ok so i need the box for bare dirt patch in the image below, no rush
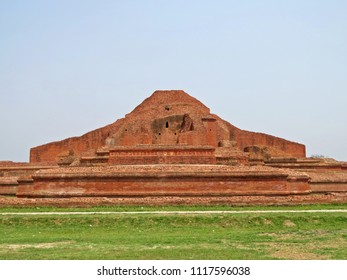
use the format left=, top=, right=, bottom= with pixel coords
left=1, top=241, right=74, bottom=250
left=262, top=218, right=273, bottom=225
left=283, top=220, right=296, bottom=227
left=259, top=233, right=347, bottom=259
left=270, top=244, right=322, bottom=260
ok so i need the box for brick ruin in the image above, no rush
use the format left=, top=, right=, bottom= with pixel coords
left=1, top=90, right=347, bottom=203
left=29, top=90, right=306, bottom=165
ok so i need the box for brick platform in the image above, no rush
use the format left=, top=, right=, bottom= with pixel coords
left=1, top=90, right=346, bottom=201
left=17, top=165, right=311, bottom=198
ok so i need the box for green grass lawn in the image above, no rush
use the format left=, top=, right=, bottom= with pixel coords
left=0, top=204, right=346, bottom=260
left=1, top=203, right=347, bottom=213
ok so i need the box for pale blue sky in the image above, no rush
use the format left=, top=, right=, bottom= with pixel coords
left=1, top=0, right=346, bottom=161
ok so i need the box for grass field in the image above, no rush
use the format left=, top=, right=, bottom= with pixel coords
left=0, top=204, right=346, bottom=260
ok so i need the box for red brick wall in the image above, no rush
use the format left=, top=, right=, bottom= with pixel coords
left=109, top=147, right=216, bottom=165
left=30, top=122, right=121, bottom=164
left=23, top=169, right=310, bottom=198
left=224, top=121, right=306, bottom=158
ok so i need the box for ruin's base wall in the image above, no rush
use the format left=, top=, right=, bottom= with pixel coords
left=17, top=165, right=311, bottom=198
left=0, top=186, right=18, bottom=195
left=109, top=146, right=216, bottom=165
left=0, top=166, right=58, bottom=177
left=310, top=183, right=347, bottom=193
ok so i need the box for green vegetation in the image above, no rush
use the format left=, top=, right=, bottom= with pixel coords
left=0, top=204, right=346, bottom=260
left=0, top=203, right=347, bottom=213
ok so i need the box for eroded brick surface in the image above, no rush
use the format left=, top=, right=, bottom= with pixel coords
left=29, top=90, right=306, bottom=164
left=1, top=90, right=346, bottom=200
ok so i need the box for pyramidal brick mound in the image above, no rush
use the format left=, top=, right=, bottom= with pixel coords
left=1, top=90, right=346, bottom=202
left=29, top=90, right=305, bottom=165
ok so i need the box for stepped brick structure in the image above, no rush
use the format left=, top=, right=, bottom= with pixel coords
left=1, top=90, right=347, bottom=203
left=29, top=90, right=305, bottom=165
